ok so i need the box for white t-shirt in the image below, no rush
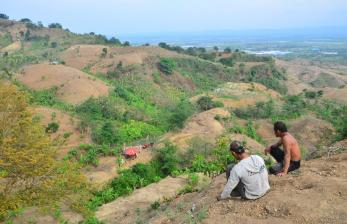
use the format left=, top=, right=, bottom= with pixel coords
left=221, top=155, right=270, bottom=200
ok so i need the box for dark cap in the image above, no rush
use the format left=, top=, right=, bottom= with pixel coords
left=230, top=140, right=245, bottom=154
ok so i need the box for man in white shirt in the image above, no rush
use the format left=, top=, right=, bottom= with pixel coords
left=217, top=141, right=270, bottom=200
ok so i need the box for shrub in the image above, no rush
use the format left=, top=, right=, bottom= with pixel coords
left=219, top=57, right=235, bottom=67
left=48, top=23, right=63, bottom=29
left=158, top=58, right=176, bottom=75
left=150, top=201, right=160, bottom=210
left=50, top=42, right=58, bottom=48
left=45, top=122, right=59, bottom=133
left=169, top=99, right=195, bottom=129
left=0, top=13, right=9, bottom=19
left=196, top=96, right=214, bottom=111
left=156, top=142, right=179, bottom=175
left=224, top=47, right=232, bottom=53
left=92, top=121, right=119, bottom=145
left=76, top=97, right=119, bottom=120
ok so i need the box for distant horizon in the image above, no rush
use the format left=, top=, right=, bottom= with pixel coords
left=2, top=0, right=347, bottom=37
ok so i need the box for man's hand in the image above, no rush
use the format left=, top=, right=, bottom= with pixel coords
left=264, top=146, right=271, bottom=155
left=276, top=172, right=286, bottom=177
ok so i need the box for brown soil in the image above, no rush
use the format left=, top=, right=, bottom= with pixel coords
left=149, top=146, right=347, bottom=224
left=191, top=82, right=279, bottom=109
left=83, top=150, right=153, bottom=186
left=0, top=41, right=21, bottom=52
left=255, top=116, right=335, bottom=159
left=160, top=108, right=230, bottom=150
left=60, top=45, right=184, bottom=72
left=17, top=63, right=109, bottom=104
left=96, top=176, right=188, bottom=224
left=276, top=59, right=347, bottom=98
left=34, top=107, right=91, bottom=157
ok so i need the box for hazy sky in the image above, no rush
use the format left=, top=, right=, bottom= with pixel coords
left=2, top=0, right=347, bottom=35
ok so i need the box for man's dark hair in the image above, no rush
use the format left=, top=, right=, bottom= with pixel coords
left=274, top=121, right=287, bottom=133
left=230, top=141, right=245, bottom=154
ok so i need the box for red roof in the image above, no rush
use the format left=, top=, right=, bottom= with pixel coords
left=125, top=148, right=138, bottom=156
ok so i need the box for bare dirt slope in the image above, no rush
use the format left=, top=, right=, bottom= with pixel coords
left=17, top=63, right=109, bottom=104
left=60, top=45, right=184, bottom=72
left=34, top=107, right=91, bottom=157
left=83, top=150, right=153, bottom=186
left=96, top=176, right=188, bottom=223
left=160, top=108, right=230, bottom=150
left=0, top=41, right=21, bottom=52
left=149, top=144, right=347, bottom=224
left=276, top=59, right=347, bottom=103
left=191, top=82, right=279, bottom=109
left=255, top=116, right=335, bottom=158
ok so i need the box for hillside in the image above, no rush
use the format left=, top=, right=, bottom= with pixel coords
left=1, top=16, right=347, bottom=224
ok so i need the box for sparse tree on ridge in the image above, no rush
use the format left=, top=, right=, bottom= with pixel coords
left=0, top=13, right=9, bottom=19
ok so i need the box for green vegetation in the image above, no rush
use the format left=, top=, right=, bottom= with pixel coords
left=0, top=33, right=12, bottom=49
left=230, top=120, right=264, bottom=143
left=0, top=13, right=9, bottom=19
left=45, top=122, right=59, bottom=133
left=158, top=58, right=176, bottom=75
left=196, top=96, right=223, bottom=111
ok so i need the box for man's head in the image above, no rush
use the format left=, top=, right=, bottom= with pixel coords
left=230, top=140, right=245, bottom=160
left=274, top=121, right=288, bottom=137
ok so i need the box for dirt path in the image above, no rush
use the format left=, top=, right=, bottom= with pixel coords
left=83, top=150, right=153, bottom=186
left=96, top=176, right=188, bottom=223
left=160, top=108, right=229, bottom=150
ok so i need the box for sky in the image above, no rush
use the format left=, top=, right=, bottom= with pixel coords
left=2, top=0, right=347, bottom=36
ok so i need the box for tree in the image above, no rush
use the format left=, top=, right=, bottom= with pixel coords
left=48, top=23, right=63, bottom=29
left=24, top=30, right=30, bottom=41
left=213, top=46, right=219, bottom=51
left=0, top=13, right=9, bottom=20
left=0, top=82, right=89, bottom=220
left=50, top=42, right=58, bottom=48
left=45, top=122, right=59, bottom=133
left=37, top=21, right=44, bottom=28
left=197, top=96, right=214, bottom=111
left=219, top=57, right=235, bottom=67
left=158, top=58, right=176, bottom=75
left=122, top=41, right=130, bottom=47
left=224, top=47, right=232, bottom=53
left=108, top=37, right=121, bottom=45
left=101, top=47, right=107, bottom=57
left=92, top=121, right=119, bottom=145
left=19, top=18, right=32, bottom=23
left=169, top=99, right=195, bottom=129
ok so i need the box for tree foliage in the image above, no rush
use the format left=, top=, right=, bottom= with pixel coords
left=158, top=58, right=176, bottom=75
left=0, top=83, right=89, bottom=220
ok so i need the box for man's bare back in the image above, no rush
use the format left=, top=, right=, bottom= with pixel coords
left=282, top=133, right=301, bottom=161
left=266, top=121, right=302, bottom=175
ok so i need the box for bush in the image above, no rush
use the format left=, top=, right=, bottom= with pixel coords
left=150, top=201, right=160, bottom=210
left=50, top=42, right=58, bottom=48
left=76, top=97, right=119, bottom=120
left=48, top=23, right=62, bottom=29
left=45, top=122, right=59, bottom=133
left=196, top=96, right=214, bottom=111
left=169, top=99, right=195, bottom=129
left=158, top=58, right=176, bottom=75
left=92, top=121, right=119, bottom=145
left=0, top=13, right=9, bottom=19
left=156, top=142, right=179, bottom=175
left=219, top=57, right=235, bottom=67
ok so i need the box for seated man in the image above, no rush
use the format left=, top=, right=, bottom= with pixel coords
left=218, top=141, right=270, bottom=201
left=265, top=121, right=301, bottom=176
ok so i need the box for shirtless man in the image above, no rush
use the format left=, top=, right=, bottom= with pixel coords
left=265, top=121, right=301, bottom=176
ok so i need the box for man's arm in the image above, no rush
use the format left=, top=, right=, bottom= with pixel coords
left=219, top=169, right=240, bottom=200
left=265, top=139, right=283, bottom=155
left=281, top=138, right=291, bottom=174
